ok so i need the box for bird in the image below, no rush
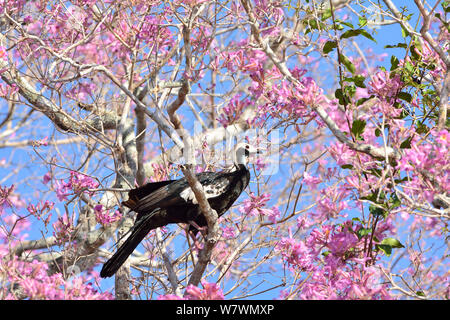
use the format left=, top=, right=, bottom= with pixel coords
left=100, top=143, right=259, bottom=278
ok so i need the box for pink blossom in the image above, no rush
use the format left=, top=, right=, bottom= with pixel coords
left=255, top=157, right=267, bottom=171
left=1, top=257, right=113, bottom=300
left=54, top=179, right=71, bottom=201
left=327, top=229, right=358, bottom=255
left=413, top=42, right=446, bottom=78
left=0, top=185, right=15, bottom=212
left=157, top=294, right=186, bottom=300
left=94, top=205, right=122, bottom=226
left=0, top=83, right=19, bottom=97
left=0, top=46, right=7, bottom=61
left=217, top=94, right=251, bottom=127
left=33, top=136, right=48, bottom=147
left=303, top=171, right=321, bottom=189
left=65, top=82, right=97, bottom=101
left=368, top=70, right=403, bottom=101
left=150, top=163, right=172, bottom=182
left=52, top=216, right=74, bottom=243
left=397, top=130, right=449, bottom=204
left=328, top=142, right=356, bottom=166
left=27, top=200, right=54, bottom=226
left=54, top=171, right=99, bottom=201
left=221, top=225, right=236, bottom=239
left=43, top=172, right=52, bottom=184
left=238, top=193, right=280, bottom=223
left=185, top=281, right=225, bottom=300
left=276, top=236, right=314, bottom=271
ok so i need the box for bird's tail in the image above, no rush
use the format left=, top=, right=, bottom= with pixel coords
left=100, top=213, right=156, bottom=278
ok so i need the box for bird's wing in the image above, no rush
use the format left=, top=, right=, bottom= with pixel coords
left=179, top=173, right=231, bottom=205
left=131, top=172, right=234, bottom=216
left=122, top=180, right=176, bottom=209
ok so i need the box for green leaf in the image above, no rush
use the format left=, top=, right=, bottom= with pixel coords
left=358, top=29, right=376, bottom=42
left=416, top=291, right=426, bottom=297
left=323, top=40, right=337, bottom=54
left=400, top=136, right=413, bottom=149
left=390, top=55, right=400, bottom=71
left=385, top=43, right=408, bottom=49
left=415, top=121, right=429, bottom=134
left=345, top=75, right=366, bottom=88
left=397, top=91, right=412, bottom=103
left=404, top=61, right=415, bottom=73
left=368, top=168, right=382, bottom=177
left=335, top=19, right=354, bottom=29
left=401, top=26, right=410, bottom=38
left=375, top=128, right=381, bottom=137
left=358, top=16, right=368, bottom=28
left=339, top=53, right=356, bottom=74
left=341, top=164, right=353, bottom=169
left=394, top=177, right=409, bottom=184
left=335, top=88, right=349, bottom=105
left=360, top=192, right=378, bottom=203
left=381, top=237, right=405, bottom=248
left=321, top=9, right=332, bottom=20
left=340, top=29, right=361, bottom=39
left=389, top=193, right=402, bottom=209
left=345, top=84, right=356, bottom=98
left=410, top=45, right=421, bottom=61
left=356, top=228, right=371, bottom=240
left=356, top=96, right=374, bottom=106
left=353, top=75, right=366, bottom=88
left=369, top=205, right=386, bottom=218
left=351, top=119, right=366, bottom=138
left=376, top=244, right=392, bottom=256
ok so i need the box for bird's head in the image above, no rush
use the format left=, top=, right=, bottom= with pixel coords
left=233, top=142, right=261, bottom=167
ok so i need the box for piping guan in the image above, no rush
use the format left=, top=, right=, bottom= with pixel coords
left=100, top=143, right=258, bottom=278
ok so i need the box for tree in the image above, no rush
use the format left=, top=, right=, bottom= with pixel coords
left=0, top=0, right=448, bottom=300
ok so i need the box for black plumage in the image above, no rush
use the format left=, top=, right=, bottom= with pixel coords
left=100, top=143, right=256, bottom=278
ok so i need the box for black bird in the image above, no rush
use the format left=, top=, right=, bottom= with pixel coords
left=100, top=143, right=258, bottom=278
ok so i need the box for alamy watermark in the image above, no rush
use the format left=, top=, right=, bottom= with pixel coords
left=165, top=121, right=280, bottom=176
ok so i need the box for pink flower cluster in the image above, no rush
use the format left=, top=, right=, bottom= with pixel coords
left=0, top=45, right=7, bottom=61
left=52, top=216, right=74, bottom=244
left=277, top=222, right=391, bottom=299
left=0, top=196, right=112, bottom=300
left=0, top=185, right=15, bottom=213
left=0, top=83, right=18, bottom=98
left=65, top=82, right=97, bottom=102
left=1, top=257, right=113, bottom=300
left=413, top=42, right=447, bottom=78
left=158, top=281, right=225, bottom=300
left=54, top=171, right=99, bottom=201
left=368, top=70, right=403, bottom=102
left=185, top=281, right=225, bottom=300
left=238, top=192, right=280, bottom=223
left=149, top=163, right=173, bottom=182
left=254, top=67, right=324, bottom=125
left=27, top=200, right=54, bottom=226
left=93, top=204, right=122, bottom=226
left=217, top=94, right=251, bottom=127
left=397, top=129, right=450, bottom=204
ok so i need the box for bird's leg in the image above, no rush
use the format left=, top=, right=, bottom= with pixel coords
left=188, top=220, right=208, bottom=236
left=187, top=220, right=208, bottom=251
left=188, top=231, right=202, bottom=252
